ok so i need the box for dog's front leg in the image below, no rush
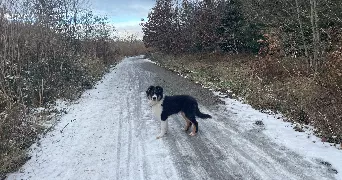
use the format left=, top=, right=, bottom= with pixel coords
left=165, top=119, right=168, bottom=134
left=157, top=120, right=168, bottom=139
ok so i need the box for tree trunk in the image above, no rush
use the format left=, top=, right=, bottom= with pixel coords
left=313, top=0, right=320, bottom=69
left=295, top=0, right=309, bottom=62
left=310, top=0, right=320, bottom=71
left=232, top=33, right=238, bottom=54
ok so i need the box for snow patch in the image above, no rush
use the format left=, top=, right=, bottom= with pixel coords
left=142, top=58, right=156, bottom=64
left=212, top=91, right=342, bottom=179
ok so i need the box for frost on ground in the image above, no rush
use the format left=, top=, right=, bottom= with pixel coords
left=6, top=56, right=179, bottom=180
left=214, top=92, right=342, bottom=179
left=6, top=56, right=341, bottom=180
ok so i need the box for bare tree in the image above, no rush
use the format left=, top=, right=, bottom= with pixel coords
left=310, top=0, right=320, bottom=71
left=295, top=0, right=309, bottom=59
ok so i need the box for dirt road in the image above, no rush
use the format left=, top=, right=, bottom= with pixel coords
left=7, top=56, right=337, bottom=180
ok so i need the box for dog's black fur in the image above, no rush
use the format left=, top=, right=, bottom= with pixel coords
left=146, top=85, right=211, bottom=134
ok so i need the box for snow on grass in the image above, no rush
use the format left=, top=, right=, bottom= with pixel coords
left=142, top=58, right=156, bottom=64
left=213, top=91, right=342, bottom=180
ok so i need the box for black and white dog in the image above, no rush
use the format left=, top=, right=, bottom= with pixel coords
left=146, top=85, right=212, bottom=139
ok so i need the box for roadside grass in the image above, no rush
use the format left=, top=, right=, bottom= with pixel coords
left=148, top=52, right=342, bottom=147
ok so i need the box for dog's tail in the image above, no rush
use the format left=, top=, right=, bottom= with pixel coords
left=195, top=105, right=212, bottom=119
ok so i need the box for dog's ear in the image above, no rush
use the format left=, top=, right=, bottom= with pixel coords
left=155, top=86, right=163, bottom=94
left=146, top=86, right=154, bottom=95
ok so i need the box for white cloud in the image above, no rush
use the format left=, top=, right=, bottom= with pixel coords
left=89, top=0, right=153, bottom=18
left=87, top=0, right=153, bottom=40
left=114, top=21, right=144, bottom=40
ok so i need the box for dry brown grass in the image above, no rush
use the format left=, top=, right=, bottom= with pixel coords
left=149, top=52, right=342, bottom=145
left=0, top=104, right=43, bottom=178
left=115, top=41, right=147, bottom=57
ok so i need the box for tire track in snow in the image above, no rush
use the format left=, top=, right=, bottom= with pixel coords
left=210, top=109, right=334, bottom=180
left=162, top=116, right=236, bottom=180
left=115, top=103, right=123, bottom=180
left=125, top=63, right=142, bottom=179
left=126, top=95, right=132, bottom=179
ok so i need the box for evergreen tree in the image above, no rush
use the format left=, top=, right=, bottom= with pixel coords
left=141, top=0, right=175, bottom=53
left=216, top=0, right=262, bottom=53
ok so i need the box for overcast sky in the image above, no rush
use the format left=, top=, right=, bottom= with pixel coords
left=88, top=0, right=155, bottom=39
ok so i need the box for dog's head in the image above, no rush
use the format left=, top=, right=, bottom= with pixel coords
left=146, top=85, right=163, bottom=102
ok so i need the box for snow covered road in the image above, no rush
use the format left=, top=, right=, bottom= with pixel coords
left=7, top=56, right=340, bottom=180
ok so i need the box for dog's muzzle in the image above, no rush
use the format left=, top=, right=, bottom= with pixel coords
left=152, top=95, right=157, bottom=101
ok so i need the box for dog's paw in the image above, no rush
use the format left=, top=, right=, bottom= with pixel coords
left=189, top=132, right=196, bottom=136
left=183, top=126, right=191, bottom=131
left=156, top=133, right=165, bottom=139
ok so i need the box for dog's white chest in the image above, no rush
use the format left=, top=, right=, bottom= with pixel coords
left=152, top=103, right=162, bottom=119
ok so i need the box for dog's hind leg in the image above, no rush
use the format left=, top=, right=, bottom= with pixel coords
left=189, top=121, right=198, bottom=136
left=181, top=112, right=192, bottom=131
left=184, top=113, right=198, bottom=136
